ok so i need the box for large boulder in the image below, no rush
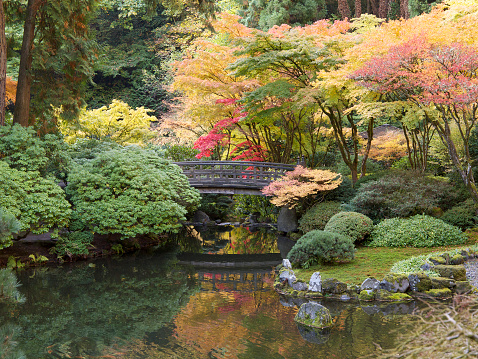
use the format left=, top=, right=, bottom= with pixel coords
left=433, top=265, right=467, bottom=281
left=294, top=302, right=333, bottom=328
left=382, top=274, right=410, bottom=293
left=322, top=278, right=348, bottom=294
left=408, top=273, right=432, bottom=292
left=291, top=280, right=309, bottom=291
left=277, top=207, right=298, bottom=233
left=191, top=210, right=211, bottom=224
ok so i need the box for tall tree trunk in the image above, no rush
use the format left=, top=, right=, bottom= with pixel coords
left=13, top=0, right=44, bottom=127
left=378, top=0, right=389, bottom=18
left=369, top=0, right=379, bottom=16
left=337, top=0, right=351, bottom=19
left=0, top=0, right=6, bottom=126
left=400, top=0, right=409, bottom=19
left=355, top=0, right=362, bottom=18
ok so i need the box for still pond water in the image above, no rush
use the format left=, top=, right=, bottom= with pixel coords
left=1, top=226, right=412, bottom=358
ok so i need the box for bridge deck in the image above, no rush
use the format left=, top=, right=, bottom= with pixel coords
left=173, top=161, right=295, bottom=195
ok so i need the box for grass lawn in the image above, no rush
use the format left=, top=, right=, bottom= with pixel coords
left=292, top=244, right=475, bottom=285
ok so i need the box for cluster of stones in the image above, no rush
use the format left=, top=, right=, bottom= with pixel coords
left=276, top=250, right=477, bottom=306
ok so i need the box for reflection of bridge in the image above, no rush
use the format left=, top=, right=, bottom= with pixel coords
left=191, top=269, right=276, bottom=292
left=173, top=161, right=295, bottom=195
left=177, top=253, right=282, bottom=292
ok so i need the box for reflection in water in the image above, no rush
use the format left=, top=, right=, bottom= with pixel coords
left=180, top=225, right=280, bottom=255
left=0, top=228, right=412, bottom=358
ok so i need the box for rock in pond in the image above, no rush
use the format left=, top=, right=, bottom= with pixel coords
left=294, top=302, right=333, bottom=329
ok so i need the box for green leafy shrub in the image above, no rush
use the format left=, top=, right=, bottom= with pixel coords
left=233, top=194, right=279, bottom=222
left=0, top=124, right=70, bottom=179
left=67, top=139, right=122, bottom=165
left=349, top=171, right=461, bottom=222
left=440, top=199, right=477, bottom=230
left=0, top=162, right=71, bottom=236
left=298, top=201, right=343, bottom=233
left=0, top=208, right=21, bottom=250
left=324, top=211, right=374, bottom=244
left=369, top=215, right=467, bottom=248
left=51, top=231, right=94, bottom=259
left=66, top=147, right=200, bottom=239
left=287, top=230, right=355, bottom=268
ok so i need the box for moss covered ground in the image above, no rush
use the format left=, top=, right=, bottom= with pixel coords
left=292, top=244, right=474, bottom=285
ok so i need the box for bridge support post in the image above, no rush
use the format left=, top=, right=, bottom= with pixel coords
left=277, top=206, right=298, bottom=233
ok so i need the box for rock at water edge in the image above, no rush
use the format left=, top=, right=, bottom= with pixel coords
left=309, top=272, right=322, bottom=293
left=294, top=302, right=333, bottom=329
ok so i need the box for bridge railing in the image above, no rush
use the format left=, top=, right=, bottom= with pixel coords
left=173, top=161, right=296, bottom=189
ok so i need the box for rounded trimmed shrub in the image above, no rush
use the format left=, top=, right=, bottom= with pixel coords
left=287, top=230, right=355, bottom=268
left=369, top=215, right=467, bottom=248
left=324, top=211, right=374, bottom=244
left=298, top=201, right=343, bottom=233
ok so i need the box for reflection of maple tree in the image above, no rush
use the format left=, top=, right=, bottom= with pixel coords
left=172, top=290, right=300, bottom=357
left=219, top=227, right=279, bottom=254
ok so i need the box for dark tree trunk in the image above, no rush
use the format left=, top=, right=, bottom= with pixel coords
left=369, top=0, right=379, bottom=16
left=400, top=0, right=409, bottom=19
left=13, top=0, right=44, bottom=127
left=0, top=0, right=6, bottom=126
left=378, top=0, right=389, bottom=18
left=338, top=0, right=351, bottom=19
left=355, top=0, right=362, bottom=18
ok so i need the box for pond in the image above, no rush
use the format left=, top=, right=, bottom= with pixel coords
left=0, top=226, right=413, bottom=358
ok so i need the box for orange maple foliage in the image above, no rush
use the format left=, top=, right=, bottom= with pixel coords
left=6, top=77, right=16, bottom=105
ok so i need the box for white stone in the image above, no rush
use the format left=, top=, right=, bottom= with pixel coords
left=360, top=277, right=380, bottom=291
left=282, top=259, right=292, bottom=269
left=309, top=272, right=322, bottom=292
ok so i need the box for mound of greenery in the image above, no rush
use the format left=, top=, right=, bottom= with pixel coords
left=287, top=230, right=355, bottom=268
left=66, top=147, right=200, bottom=239
left=298, top=201, right=343, bottom=233
left=369, top=215, right=467, bottom=248
left=324, top=211, right=374, bottom=244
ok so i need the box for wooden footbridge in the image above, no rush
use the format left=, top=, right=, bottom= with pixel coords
left=173, top=161, right=295, bottom=195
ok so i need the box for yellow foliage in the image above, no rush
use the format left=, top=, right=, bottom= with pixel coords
left=366, top=131, right=407, bottom=165
left=58, top=100, right=157, bottom=146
